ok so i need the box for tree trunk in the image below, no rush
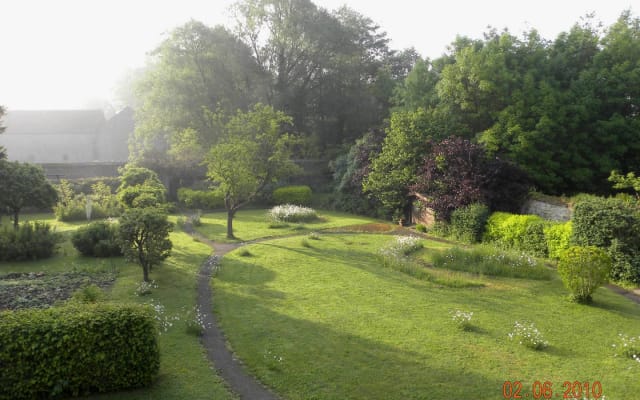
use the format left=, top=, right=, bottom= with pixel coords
left=13, top=210, right=19, bottom=229
left=226, top=208, right=236, bottom=239
left=142, top=263, right=150, bottom=282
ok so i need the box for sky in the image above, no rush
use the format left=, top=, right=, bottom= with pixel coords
left=0, top=0, right=635, bottom=111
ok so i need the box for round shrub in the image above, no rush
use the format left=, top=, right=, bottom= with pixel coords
left=71, top=221, right=122, bottom=258
left=177, top=188, right=225, bottom=209
left=558, top=246, right=612, bottom=303
left=272, top=185, right=312, bottom=206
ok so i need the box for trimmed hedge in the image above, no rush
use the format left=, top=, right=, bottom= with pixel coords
left=0, top=222, right=61, bottom=261
left=177, top=188, right=225, bottom=210
left=71, top=221, right=123, bottom=257
left=484, top=212, right=549, bottom=257
left=450, top=203, right=489, bottom=243
left=272, top=185, right=312, bottom=206
left=0, top=303, right=160, bottom=399
left=544, top=221, right=572, bottom=260
left=571, top=196, right=640, bottom=282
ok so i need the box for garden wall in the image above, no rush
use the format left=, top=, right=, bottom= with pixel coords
left=520, top=199, right=571, bottom=221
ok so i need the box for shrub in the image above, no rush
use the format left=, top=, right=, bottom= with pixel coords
left=571, top=196, right=640, bottom=283
left=431, top=246, right=552, bottom=280
left=0, top=222, right=61, bottom=261
left=71, top=221, right=122, bottom=258
left=557, top=246, right=612, bottom=303
left=450, top=310, right=474, bottom=331
left=544, top=221, right=572, bottom=260
left=415, top=224, right=427, bottom=233
left=177, top=188, right=225, bottom=209
left=71, top=284, right=104, bottom=303
left=272, top=185, right=312, bottom=206
left=450, top=203, right=489, bottom=243
left=268, top=204, right=318, bottom=223
left=484, top=212, right=549, bottom=257
left=0, top=303, right=160, bottom=399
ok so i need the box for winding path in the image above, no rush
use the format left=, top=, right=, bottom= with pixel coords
left=186, top=224, right=280, bottom=400
left=183, top=220, right=640, bottom=400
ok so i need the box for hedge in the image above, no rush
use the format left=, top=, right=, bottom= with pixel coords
left=450, top=203, right=489, bottom=243
left=544, top=221, right=572, bottom=260
left=0, top=303, right=160, bottom=399
left=272, top=185, right=312, bottom=206
left=484, top=212, right=549, bottom=257
left=177, top=188, right=225, bottom=210
left=571, top=196, right=640, bottom=283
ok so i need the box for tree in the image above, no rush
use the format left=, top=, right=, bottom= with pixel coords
left=205, top=104, right=300, bottom=238
left=0, top=161, right=57, bottom=228
left=0, top=105, right=6, bottom=160
left=409, top=136, right=530, bottom=221
left=609, top=170, right=640, bottom=199
left=118, top=207, right=172, bottom=282
left=116, top=165, right=167, bottom=208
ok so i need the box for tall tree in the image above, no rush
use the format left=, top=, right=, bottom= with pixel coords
left=132, top=20, right=266, bottom=167
left=205, top=104, right=300, bottom=238
left=0, top=105, right=6, bottom=160
left=0, top=162, right=57, bottom=228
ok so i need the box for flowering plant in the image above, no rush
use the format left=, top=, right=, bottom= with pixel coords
left=508, top=321, right=548, bottom=350
left=612, top=333, right=640, bottom=363
left=451, top=309, right=474, bottom=331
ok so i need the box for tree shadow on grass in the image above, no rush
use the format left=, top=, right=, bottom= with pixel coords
left=214, top=290, right=507, bottom=400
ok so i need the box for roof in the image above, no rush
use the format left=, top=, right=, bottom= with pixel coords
left=3, top=109, right=106, bottom=135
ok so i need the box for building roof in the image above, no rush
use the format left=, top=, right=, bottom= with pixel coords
left=3, top=109, right=106, bottom=135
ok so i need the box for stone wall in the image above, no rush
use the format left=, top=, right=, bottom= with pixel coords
left=520, top=199, right=571, bottom=221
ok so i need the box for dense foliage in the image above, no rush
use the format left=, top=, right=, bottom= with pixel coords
left=0, top=161, right=57, bottom=228
left=272, top=185, right=312, bottom=206
left=71, top=221, right=123, bottom=258
left=54, top=179, right=122, bottom=222
left=118, top=208, right=172, bottom=282
left=484, top=212, right=549, bottom=257
left=116, top=165, right=167, bottom=209
left=177, top=188, right=225, bottom=210
left=571, top=196, right=640, bottom=282
left=449, top=203, right=490, bottom=243
left=558, top=246, right=613, bottom=303
left=0, top=222, right=61, bottom=261
left=0, top=303, right=159, bottom=399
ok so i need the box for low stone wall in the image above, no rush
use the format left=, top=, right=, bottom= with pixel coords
left=520, top=199, right=571, bottom=221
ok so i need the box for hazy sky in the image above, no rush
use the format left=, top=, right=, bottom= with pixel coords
left=1, top=0, right=635, bottom=110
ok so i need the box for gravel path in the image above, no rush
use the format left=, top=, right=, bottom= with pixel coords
left=185, top=221, right=279, bottom=400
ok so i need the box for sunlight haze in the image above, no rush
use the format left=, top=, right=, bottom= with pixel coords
left=1, top=0, right=634, bottom=110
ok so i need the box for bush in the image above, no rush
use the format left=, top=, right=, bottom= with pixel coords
left=177, top=188, right=225, bottom=210
left=571, top=196, right=640, bottom=283
left=268, top=204, right=318, bottom=223
left=484, top=212, right=549, bottom=257
left=450, top=203, right=489, bottom=243
left=544, top=221, right=572, bottom=260
left=558, top=246, right=612, bottom=303
left=415, top=224, right=427, bottom=233
left=0, top=222, right=61, bottom=261
left=0, top=303, right=160, bottom=399
left=272, top=185, right=313, bottom=206
left=71, top=221, right=122, bottom=257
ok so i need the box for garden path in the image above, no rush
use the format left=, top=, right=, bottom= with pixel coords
left=183, top=221, right=280, bottom=400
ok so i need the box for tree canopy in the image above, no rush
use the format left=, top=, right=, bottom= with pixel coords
left=205, top=104, right=300, bottom=238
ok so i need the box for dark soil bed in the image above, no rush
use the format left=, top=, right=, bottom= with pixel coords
left=0, top=271, right=116, bottom=311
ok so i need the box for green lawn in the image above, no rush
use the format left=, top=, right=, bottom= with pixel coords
left=1, top=214, right=235, bottom=400
left=213, top=233, right=640, bottom=400
left=195, top=209, right=381, bottom=242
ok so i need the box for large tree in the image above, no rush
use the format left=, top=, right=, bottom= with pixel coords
left=131, top=20, right=266, bottom=167
left=0, top=105, right=6, bottom=160
left=205, top=104, right=300, bottom=238
left=0, top=161, right=57, bottom=228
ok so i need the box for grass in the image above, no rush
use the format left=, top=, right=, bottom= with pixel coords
left=195, top=209, right=382, bottom=242
left=213, top=233, right=640, bottom=400
left=0, top=214, right=235, bottom=400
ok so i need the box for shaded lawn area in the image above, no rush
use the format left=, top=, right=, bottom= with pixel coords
left=213, top=233, right=640, bottom=400
left=195, top=209, right=382, bottom=242
left=1, top=215, right=235, bottom=400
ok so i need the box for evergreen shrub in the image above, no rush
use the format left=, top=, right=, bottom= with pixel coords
left=0, top=303, right=160, bottom=399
